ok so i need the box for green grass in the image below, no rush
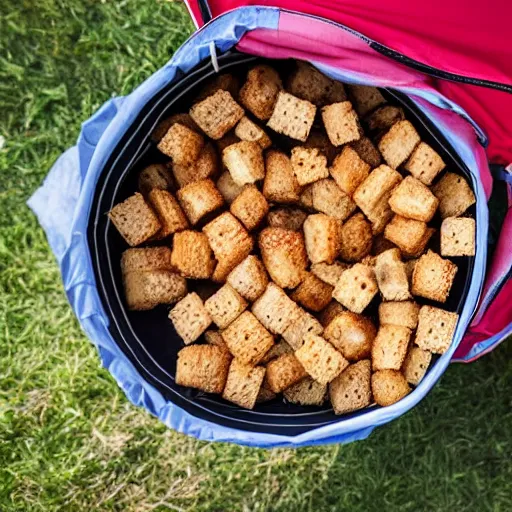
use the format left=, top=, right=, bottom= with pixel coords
left=0, top=1, right=511, bottom=510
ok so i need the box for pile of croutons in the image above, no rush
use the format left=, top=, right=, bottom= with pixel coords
left=108, top=61, right=477, bottom=413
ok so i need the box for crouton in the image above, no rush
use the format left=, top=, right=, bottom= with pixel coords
left=148, top=189, right=188, bottom=238
left=216, top=171, right=244, bottom=204
left=322, top=101, right=362, bottom=146
left=189, top=90, right=244, bottom=140
left=323, top=311, right=376, bottom=361
left=258, top=227, right=308, bottom=289
left=389, top=176, right=439, bottom=222
left=440, top=217, right=476, bottom=257
left=151, top=113, right=200, bottom=143
left=384, top=215, right=430, bottom=256
left=378, top=301, right=420, bottom=330
left=404, top=259, right=418, bottom=284
left=432, top=172, right=476, bottom=218
left=303, top=213, right=341, bottom=264
left=318, top=300, right=346, bottom=327
left=204, top=330, right=228, bottom=349
left=329, top=146, right=371, bottom=197
left=290, top=146, right=329, bottom=186
left=176, top=179, right=224, bottom=226
left=205, top=284, right=248, bottom=329
left=372, top=324, right=411, bottom=370
left=338, top=213, right=373, bottom=262
left=329, top=359, right=372, bottom=414
left=411, top=250, right=458, bottom=303
left=222, top=359, right=266, bottom=409
left=123, top=270, right=187, bottom=311
left=175, top=345, right=231, bottom=394
left=415, top=305, right=459, bottom=354
left=265, top=354, right=307, bottom=393
left=282, top=309, right=324, bottom=350
left=222, top=311, right=274, bottom=365
left=263, top=151, right=302, bottom=203
left=332, top=263, right=378, bottom=313
left=227, top=255, right=269, bottom=302
left=252, top=283, right=301, bottom=335
left=374, top=248, right=410, bottom=301
left=171, top=230, right=215, bottom=279
left=138, top=164, right=174, bottom=195
left=371, top=234, right=397, bottom=256
left=260, top=339, right=294, bottom=365
left=196, top=73, right=240, bottom=102
left=404, top=142, right=445, bottom=185
left=378, top=120, right=421, bottom=169
left=239, top=65, right=283, bottom=121
left=350, top=136, right=382, bottom=168
left=234, top=116, right=272, bottom=149
left=304, top=129, right=339, bottom=164
left=256, top=382, right=277, bottom=403
left=157, top=122, right=204, bottom=165
left=371, top=370, right=410, bottom=406
left=222, top=141, right=265, bottom=186
left=284, top=377, right=327, bottom=406
left=311, top=179, right=356, bottom=221
left=403, top=346, right=432, bottom=386
left=295, top=334, right=349, bottom=385
left=172, top=143, right=219, bottom=188
left=168, top=292, right=212, bottom=344
left=230, top=184, right=269, bottom=231
left=121, top=247, right=173, bottom=274
left=267, top=91, right=316, bottom=141
left=108, top=193, right=161, bottom=246
left=299, top=184, right=315, bottom=210
left=365, top=190, right=395, bottom=235
left=310, top=261, right=348, bottom=287
left=366, top=105, right=405, bottom=135
left=267, top=208, right=308, bottom=231
left=347, top=85, right=386, bottom=117
left=290, top=272, right=333, bottom=312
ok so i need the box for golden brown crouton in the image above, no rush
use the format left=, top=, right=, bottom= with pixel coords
left=168, top=292, right=212, bottom=344
left=329, top=359, right=372, bottom=414
left=384, top=215, right=430, bottom=256
left=365, top=105, right=405, bottom=135
left=318, top=300, right=346, bottom=328
left=151, top=113, right=200, bottom=143
left=415, top=305, right=459, bottom=354
left=204, top=330, right=228, bottom=349
left=403, top=345, right=432, bottom=386
left=350, top=136, right=382, bottom=168
left=304, top=129, right=339, bottom=165
left=157, top=122, right=204, bottom=165
left=371, top=370, right=410, bottom=406
left=404, top=142, right=445, bottom=185
left=378, top=301, right=420, bottom=330
left=290, top=146, right=329, bottom=186
left=372, top=324, right=411, bottom=371
left=329, top=146, right=371, bottom=197
left=347, top=85, right=386, bottom=116
left=310, top=261, right=349, bottom=287
left=138, top=164, right=174, bottom=195
left=267, top=208, right=308, bottom=231
left=332, top=264, right=378, bottom=314
left=440, top=217, right=476, bottom=257
left=230, top=184, right=269, bottom=231
left=263, top=151, right=302, bottom=204
left=375, top=248, right=411, bottom=301
left=432, top=172, right=476, bottom=218
left=222, top=359, right=266, bottom=409
left=311, top=179, right=356, bottom=221
left=148, top=189, right=188, bottom=239
left=322, top=101, right=362, bottom=146
left=239, top=65, right=282, bottom=121
left=299, top=184, right=315, bottom=211
left=260, top=339, right=294, bottom=365
left=121, top=247, right=173, bottom=274
left=216, top=171, right=244, bottom=204
left=222, top=140, right=265, bottom=186
left=284, top=377, right=327, bottom=406
left=388, top=176, right=439, bottom=222
left=176, top=178, right=224, bottom=225
left=171, top=230, right=215, bottom=280
left=303, top=213, right=341, bottom=265
left=339, top=213, right=373, bottom=262
left=172, top=143, right=219, bottom=188
left=282, top=309, right=324, bottom=350
left=227, top=255, right=269, bottom=302
left=234, top=116, right=272, bottom=149
left=265, top=354, right=307, bottom=393
left=290, top=272, right=334, bottom=312
left=205, top=284, right=248, bottom=329
left=378, top=120, right=421, bottom=169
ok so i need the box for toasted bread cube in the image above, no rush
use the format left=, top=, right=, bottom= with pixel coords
left=252, top=283, right=301, bottom=335
left=384, top=215, right=429, bottom=256
left=260, top=339, right=294, bottom=365
left=138, top=164, right=174, bottom=195
left=222, top=141, right=265, bottom=186
left=411, top=250, right=458, bottom=303
left=290, top=146, right=329, bottom=186
left=365, top=190, right=395, bottom=235
left=267, top=208, right=308, bottom=231
left=196, top=73, right=240, bottom=102
left=324, top=311, right=376, bottom=361
left=415, top=305, right=459, bottom=354
left=329, top=146, right=371, bottom=197
left=295, top=334, right=349, bottom=385
left=216, top=171, right=244, bottom=204
left=440, top=217, right=476, bottom=257
left=108, top=193, right=161, bottom=246
left=389, top=176, right=439, bottom=222
left=299, top=184, right=315, bottom=210
left=378, top=301, right=420, bottom=330
left=227, top=255, right=268, bottom=302
left=350, top=136, right=382, bottom=168
left=148, top=189, right=188, bottom=238
left=123, top=270, right=187, bottom=311
left=322, top=101, right=362, bottom=146
left=171, top=230, right=215, bottom=279
left=259, top=227, right=308, bottom=289
left=121, top=247, right=173, bottom=274
left=282, top=309, right=324, bottom=350
left=157, top=123, right=204, bottom=166
left=329, top=359, right=372, bottom=414
left=151, top=113, right=200, bottom=143
left=230, top=185, right=269, bottom=231
left=375, top=248, right=411, bottom=301
left=303, top=213, right=341, bottom=265
left=284, top=377, right=327, bottom=406
left=432, top=172, right=476, bottom=218
left=347, top=85, right=386, bottom=117
left=312, top=179, right=356, bottom=221
left=333, top=264, right=378, bottom=313
left=404, top=142, right=445, bottom=185
left=265, top=354, right=307, bottom=393
left=169, top=292, right=212, bottom=344
left=287, top=61, right=346, bottom=106
left=372, top=324, right=411, bottom=371
left=378, top=120, right=421, bottom=169
left=234, top=116, right=272, bottom=149
left=176, top=345, right=231, bottom=394
left=263, top=151, right=301, bottom=204
left=366, top=105, right=405, bottom=135
left=403, top=346, right=432, bottom=386
left=353, top=165, right=402, bottom=218
left=172, top=143, right=219, bottom=189
left=189, top=90, right=244, bottom=140
left=339, top=213, right=373, bottom=263
left=205, top=284, right=248, bottom=329
left=290, top=272, right=333, bottom=312
left=256, top=382, right=277, bottom=403
left=304, top=129, right=339, bottom=165
left=204, top=330, right=228, bottom=349
left=176, top=179, right=224, bottom=225
left=310, top=261, right=348, bottom=287
left=267, top=91, right=316, bottom=142
left=222, top=311, right=274, bottom=366
left=239, top=65, right=283, bottom=121
left=371, top=370, right=410, bottom=406
left=222, top=359, right=266, bottom=409
left=404, top=259, right=418, bottom=285
left=318, top=300, right=345, bottom=328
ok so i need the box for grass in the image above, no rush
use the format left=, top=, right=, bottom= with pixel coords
left=0, top=1, right=511, bottom=510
